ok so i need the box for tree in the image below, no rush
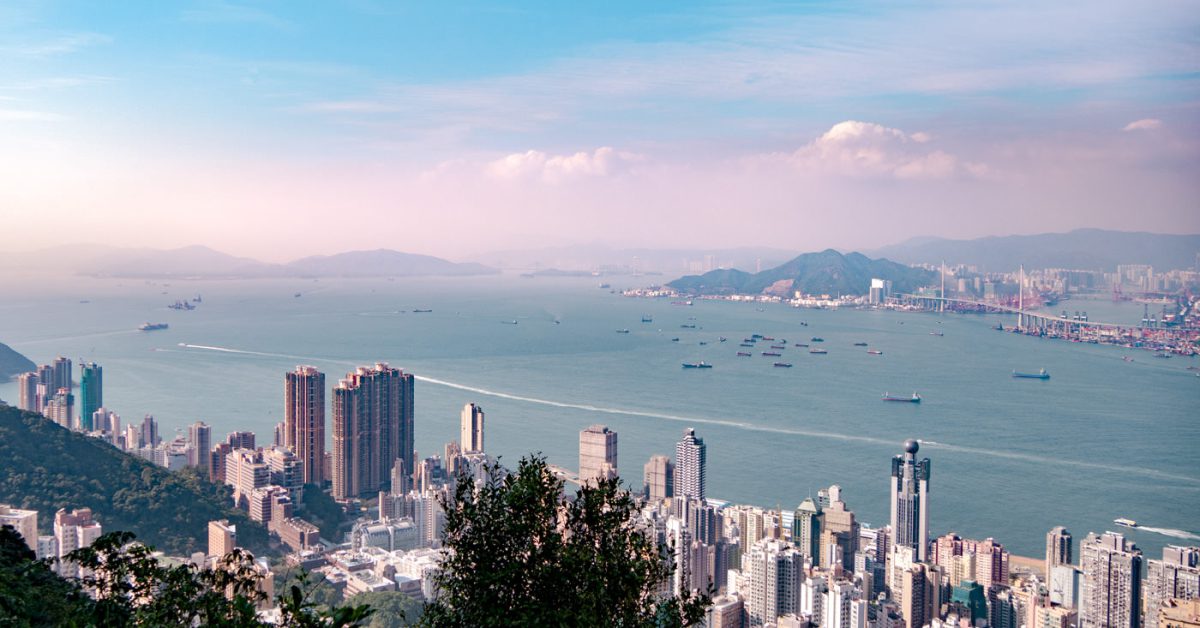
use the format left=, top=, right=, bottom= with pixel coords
left=349, top=591, right=424, bottom=627
left=420, top=456, right=711, bottom=627
left=0, top=524, right=89, bottom=626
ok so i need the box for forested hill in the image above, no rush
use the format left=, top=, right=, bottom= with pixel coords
left=667, top=249, right=934, bottom=296
left=0, top=406, right=270, bottom=557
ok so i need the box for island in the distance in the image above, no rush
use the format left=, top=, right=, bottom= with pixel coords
left=666, top=249, right=935, bottom=297
left=0, top=341, right=36, bottom=382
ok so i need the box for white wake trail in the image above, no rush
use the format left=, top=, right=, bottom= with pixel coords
left=1137, top=526, right=1200, bottom=541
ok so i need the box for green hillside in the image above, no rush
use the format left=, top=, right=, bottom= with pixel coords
left=0, top=341, right=35, bottom=381
left=0, top=405, right=272, bottom=557
left=668, top=249, right=934, bottom=296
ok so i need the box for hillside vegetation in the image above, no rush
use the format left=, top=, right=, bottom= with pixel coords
left=0, top=405, right=271, bottom=557
left=668, top=249, right=934, bottom=296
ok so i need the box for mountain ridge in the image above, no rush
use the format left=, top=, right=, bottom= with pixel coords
left=667, top=249, right=935, bottom=296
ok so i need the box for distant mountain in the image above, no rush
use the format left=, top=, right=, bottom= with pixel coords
left=0, top=342, right=35, bottom=381
left=284, top=249, right=497, bottom=277
left=474, top=245, right=799, bottom=274
left=870, top=229, right=1200, bottom=272
left=0, top=244, right=497, bottom=278
left=0, top=406, right=271, bottom=557
left=668, top=249, right=935, bottom=296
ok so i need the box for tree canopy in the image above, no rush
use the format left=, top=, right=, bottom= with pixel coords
left=420, top=455, right=710, bottom=627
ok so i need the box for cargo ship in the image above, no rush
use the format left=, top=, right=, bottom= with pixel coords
left=773, top=362, right=792, bottom=368
left=868, top=350, right=883, bottom=355
left=854, top=342, right=868, bottom=346
left=809, top=348, right=828, bottom=355
left=762, top=351, right=782, bottom=357
left=1012, top=369, right=1050, bottom=379
left=139, top=322, right=169, bottom=331
left=883, top=392, right=921, bottom=403
left=616, top=329, right=630, bottom=334
left=737, top=352, right=752, bottom=357
left=682, top=362, right=713, bottom=369
left=811, top=337, right=824, bottom=342
left=641, top=316, right=653, bottom=323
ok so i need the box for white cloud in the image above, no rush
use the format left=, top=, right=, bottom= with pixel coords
left=485, top=147, right=642, bottom=183
left=0, top=108, right=65, bottom=122
left=777, top=120, right=976, bottom=180
left=1122, top=118, right=1162, bottom=131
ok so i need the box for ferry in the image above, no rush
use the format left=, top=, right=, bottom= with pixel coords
left=1114, top=518, right=1138, bottom=528
left=809, top=349, right=828, bottom=355
left=616, top=329, right=630, bottom=334
left=762, top=351, right=782, bottom=357
left=737, top=352, right=752, bottom=357
left=868, top=350, right=883, bottom=355
left=682, top=362, right=713, bottom=369
left=773, top=362, right=793, bottom=368
left=883, top=392, right=921, bottom=403
left=930, top=331, right=944, bottom=337
left=1012, top=369, right=1050, bottom=379
left=139, top=322, right=169, bottom=331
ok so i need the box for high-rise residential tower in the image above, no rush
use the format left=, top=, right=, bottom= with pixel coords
left=45, top=388, right=74, bottom=429
left=578, top=424, right=618, bottom=484
left=1047, top=527, right=1073, bottom=577
left=284, top=366, right=326, bottom=485
left=1079, top=531, right=1142, bottom=628
left=644, top=454, right=674, bottom=502
left=461, top=403, right=484, bottom=455
left=674, top=428, right=707, bottom=501
left=1145, top=546, right=1200, bottom=628
left=794, top=497, right=824, bottom=564
left=0, top=505, right=37, bottom=551
left=78, top=362, right=102, bottom=431
left=51, top=356, right=72, bottom=392
left=742, top=538, right=805, bottom=626
left=331, top=363, right=415, bottom=499
left=189, top=421, right=212, bottom=475
left=17, top=372, right=40, bottom=413
left=890, top=439, right=931, bottom=562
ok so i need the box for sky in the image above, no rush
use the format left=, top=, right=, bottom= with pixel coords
left=1, top=0, right=1197, bottom=262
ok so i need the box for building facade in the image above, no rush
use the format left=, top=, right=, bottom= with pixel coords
left=284, top=365, right=326, bottom=485
left=890, top=439, right=931, bottom=562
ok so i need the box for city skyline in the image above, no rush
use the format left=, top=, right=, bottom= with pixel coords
left=1, top=2, right=1197, bottom=260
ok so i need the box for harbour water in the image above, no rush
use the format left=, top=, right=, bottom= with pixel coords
left=1, top=274, right=1197, bottom=559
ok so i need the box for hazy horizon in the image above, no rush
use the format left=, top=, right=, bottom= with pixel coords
left=2, top=2, right=1197, bottom=261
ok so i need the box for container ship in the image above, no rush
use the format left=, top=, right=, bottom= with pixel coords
left=682, top=362, right=713, bottom=369
left=139, top=322, right=169, bottom=331
left=1012, top=369, right=1050, bottom=379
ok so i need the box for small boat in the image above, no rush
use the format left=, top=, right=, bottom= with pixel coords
left=503, top=320, right=519, bottom=325
left=1114, top=518, right=1137, bottom=528
left=294, top=292, right=302, bottom=298
left=811, top=337, right=824, bottom=342
left=598, top=283, right=611, bottom=289
left=1124, top=356, right=1134, bottom=362
left=743, top=338, right=757, bottom=343
left=930, top=331, right=943, bottom=336
left=794, top=343, right=809, bottom=348
left=192, top=295, right=202, bottom=303
left=853, top=342, right=868, bottom=347
left=1154, top=352, right=1172, bottom=359
left=762, top=336, right=775, bottom=341
left=868, top=350, right=883, bottom=355
left=809, top=349, right=828, bottom=355
left=770, top=345, right=785, bottom=350
left=641, top=316, right=653, bottom=323
left=671, top=337, right=680, bottom=342
left=139, top=322, right=169, bottom=331
left=719, top=337, right=727, bottom=342
left=762, top=352, right=782, bottom=357
left=883, top=392, right=921, bottom=403
left=699, top=341, right=708, bottom=345
left=671, top=300, right=694, bottom=306
left=681, top=324, right=696, bottom=329
left=616, top=329, right=630, bottom=334
left=773, top=362, right=793, bottom=368
left=413, top=309, right=432, bottom=313
left=737, top=352, right=752, bottom=357
left=1012, top=369, right=1050, bottom=379
left=682, top=362, right=713, bottom=369
left=751, top=334, right=764, bottom=339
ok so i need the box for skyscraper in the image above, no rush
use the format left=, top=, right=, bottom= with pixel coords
left=78, top=362, right=102, bottom=431
left=284, top=366, right=326, bottom=485
left=793, top=497, right=823, bottom=563
left=1145, top=546, right=1200, bottom=628
left=17, top=372, right=39, bottom=413
left=674, top=428, right=706, bottom=501
left=578, top=424, right=618, bottom=484
left=461, top=403, right=484, bottom=454
left=45, top=387, right=74, bottom=429
left=742, top=538, right=805, bottom=626
left=51, top=356, right=72, bottom=392
left=1079, top=531, right=1142, bottom=628
left=332, top=363, right=415, bottom=499
left=890, top=439, right=931, bottom=562
left=644, top=454, right=674, bottom=502
left=1047, top=526, right=1074, bottom=579
left=140, top=414, right=160, bottom=447
left=189, top=421, right=212, bottom=475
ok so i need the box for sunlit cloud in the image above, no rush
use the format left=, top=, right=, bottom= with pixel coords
left=1122, top=118, right=1163, bottom=132
left=485, top=147, right=643, bottom=183
left=758, top=121, right=982, bottom=180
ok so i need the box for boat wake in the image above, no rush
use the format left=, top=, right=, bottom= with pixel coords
left=174, top=342, right=1200, bottom=486
left=1137, top=526, right=1200, bottom=541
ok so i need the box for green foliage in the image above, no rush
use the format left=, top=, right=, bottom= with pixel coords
left=668, top=248, right=936, bottom=296
left=420, top=455, right=711, bottom=627
left=350, top=591, right=423, bottom=627
left=0, top=405, right=271, bottom=557
left=1, top=527, right=376, bottom=627
left=300, top=482, right=350, bottom=542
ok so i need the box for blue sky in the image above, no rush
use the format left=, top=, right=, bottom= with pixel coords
left=1, top=1, right=1197, bottom=260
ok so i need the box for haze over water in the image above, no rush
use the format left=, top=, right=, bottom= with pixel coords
left=1, top=274, right=1197, bottom=559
